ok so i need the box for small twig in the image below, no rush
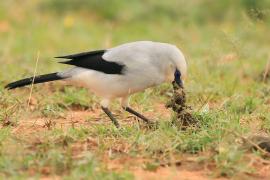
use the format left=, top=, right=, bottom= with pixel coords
left=243, top=137, right=270, bottom=156
left=29, top=51, right=40, bottom=127
left=27, top=51, right=40, bottom=110
left=263, top=58, right=270, bottom=83
left=222, top=128, right=270, bottom=157
left=197, top=94, right=213, bottom=112
left=5, top=103, right=18, bottom=114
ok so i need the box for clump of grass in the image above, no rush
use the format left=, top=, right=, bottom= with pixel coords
left=53, top=87, right=96, bottom=110
left=214, top=146, right=248, bottom=177
left=0, top=103, right=20, bottom=127
left=41, top=104, right=64, bottom=118
left=166, top=82, right=198, bottom=129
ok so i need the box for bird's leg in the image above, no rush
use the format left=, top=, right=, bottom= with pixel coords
left=120, top=97, right=152, bottom=124
left=101, top=106, right=120, bottom=128
left=100, top=99, right=119, bottom=128
left=122, top=106, right=151, bottom=124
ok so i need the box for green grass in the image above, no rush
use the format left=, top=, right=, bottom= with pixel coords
left=0, top=0, right=270, bottom=179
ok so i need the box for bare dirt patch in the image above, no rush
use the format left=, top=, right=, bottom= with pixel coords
left=133, top=168, right=222, bottom=180
left=3, top=106, right=270, bottom=179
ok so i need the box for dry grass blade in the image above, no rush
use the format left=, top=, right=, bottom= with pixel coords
left=27, top=51, right=40, bottom=110
left=27, top=51, right=40, bottom=127
left=263, top=58, right=270, bottom=83
left=223, top=128, right=270, bottom=157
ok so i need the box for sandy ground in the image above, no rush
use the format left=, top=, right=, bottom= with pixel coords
left=3, top=107, right=270, bottom=180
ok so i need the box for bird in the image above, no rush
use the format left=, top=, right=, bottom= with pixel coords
left=5, top=41, right=187, bottom=127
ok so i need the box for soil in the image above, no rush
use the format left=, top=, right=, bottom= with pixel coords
left=3, top=107, right=270, bottom=179
left=2, top=86, right=270, bottom=179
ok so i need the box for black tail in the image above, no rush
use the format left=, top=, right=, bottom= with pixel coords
left=5, top=72, right=64, bottom=90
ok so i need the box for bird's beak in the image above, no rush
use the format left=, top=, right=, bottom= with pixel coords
left=174, top=69, right=184, bottom=88
left=175, top=77, right=183, bottom=88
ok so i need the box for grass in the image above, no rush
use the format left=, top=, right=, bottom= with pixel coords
left=0, top=0, right=270, bottom=179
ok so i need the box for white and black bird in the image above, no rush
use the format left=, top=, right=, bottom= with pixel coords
left=5, top=41, right=187, bottom=127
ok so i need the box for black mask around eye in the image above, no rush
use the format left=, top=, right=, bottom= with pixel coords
left=173, top=69, right=183, bottom=88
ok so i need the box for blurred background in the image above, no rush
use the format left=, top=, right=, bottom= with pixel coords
left=1, top=1, right=270, bottom=177
left=0, top=0, right=270, bottom=95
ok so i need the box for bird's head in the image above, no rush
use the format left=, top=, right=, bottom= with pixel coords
left=170, top=46, right=187, bottom=88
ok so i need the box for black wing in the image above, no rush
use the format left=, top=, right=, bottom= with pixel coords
left=55, top=50, right=125, bottom=75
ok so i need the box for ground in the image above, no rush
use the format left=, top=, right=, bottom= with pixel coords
left=2, top=93, right=270, bottom=179
left=1, top=1, right=270, bottom=179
